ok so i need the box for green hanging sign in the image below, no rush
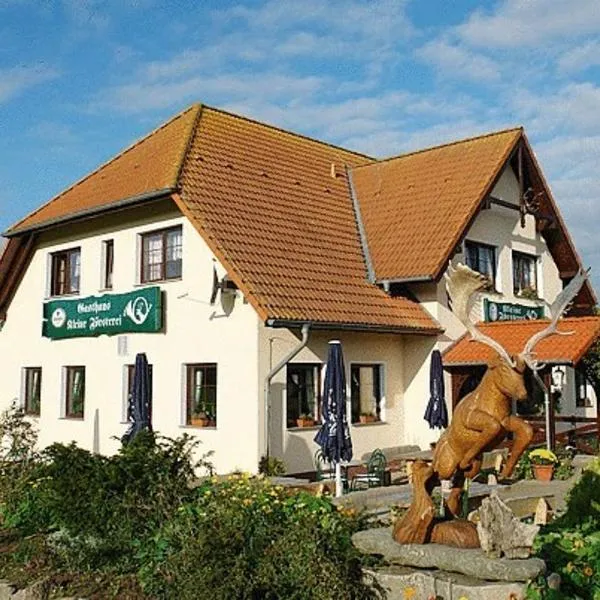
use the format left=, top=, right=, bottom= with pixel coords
left=483, top=299, right=544, bottom=322
left=43, top=287, right=162, bottom=339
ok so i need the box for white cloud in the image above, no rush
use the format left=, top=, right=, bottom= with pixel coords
left=557, top=40, right=600, bottom=74
left=457, top=0, right=600, bottom=48
left=417, top=39, right=501, bottom=82
left=0, top=64, right=59, bottom=104
left=512, top=83, right=600, bottom=136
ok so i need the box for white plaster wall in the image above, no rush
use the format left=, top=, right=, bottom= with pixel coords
left=258, top=326, right=408, bottom=474
left=557, top=366, right=597, bottom=420
left=405, top=165, right=567, bottom=448
left=0, top=200, right=261, bottom=475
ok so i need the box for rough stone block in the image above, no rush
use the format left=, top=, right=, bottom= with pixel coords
left=477, top=492, right=539, bottom=559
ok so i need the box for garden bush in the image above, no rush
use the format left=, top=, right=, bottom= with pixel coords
left=1, top=430, right=213, bottom=571
left=138, top=474, right=379, bottom=600
left=528, top=457, right=600, bottom=599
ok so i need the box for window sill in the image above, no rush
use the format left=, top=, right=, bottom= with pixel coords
left=352, top=421, right=387, bottom=428
left=46, top=292, right=80, bottom=301
left=60, top=416, right=84, bottom=421
left=134, top=277, right=182, bottom=287
left=288, top=425, right=321, bottom=432
left=180, top=425, right=217, bottom=430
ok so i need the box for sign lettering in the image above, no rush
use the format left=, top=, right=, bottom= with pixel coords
left=43, top=287, right=162, bottom=339
left=484, top=299, right=544, bottom=322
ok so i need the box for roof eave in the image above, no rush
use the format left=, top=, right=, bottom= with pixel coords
left=265, top=318, right=442, bottom=336
left=4, top=187, right=177, bottom=237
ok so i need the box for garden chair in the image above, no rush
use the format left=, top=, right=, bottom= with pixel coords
left=351, top=449, right=387, bottom=491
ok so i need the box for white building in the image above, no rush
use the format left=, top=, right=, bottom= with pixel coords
left=0, top=104, right=597, bottom=474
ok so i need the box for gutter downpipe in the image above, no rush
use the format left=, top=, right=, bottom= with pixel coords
left=263, top=323, right=311, bottom=458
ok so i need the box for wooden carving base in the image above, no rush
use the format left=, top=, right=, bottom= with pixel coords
left=392, top=460, right=480, bottom=549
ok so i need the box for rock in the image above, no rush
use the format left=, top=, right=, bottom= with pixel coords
left=477, top=492, right=539, bottom=559
left=534, top=498, right=550, bottom=525
left=0, top=581, right=17, bottom=600
left=547, top=572, right=561, bottom=590
left=367, top=566, right=528, bottom=600
left=352, top=528, right=546, bottom=582
left=487, top=473, right=498, bottom=486
left=12, top=580, right=49, bottom=600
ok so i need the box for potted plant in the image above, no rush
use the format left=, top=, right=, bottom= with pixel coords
left=529, top=448, right=558, bottom=481
left=191, top=411, right=211, bottom=427
left=519, top=285, right=539, bottom=301
left=359, top=412, right=377, bottom=424
left=296, top=413, right=315, bottom=428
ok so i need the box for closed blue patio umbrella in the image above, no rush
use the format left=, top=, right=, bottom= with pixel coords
left=423, top=349, right=448, bottom=429
left=122, top=352, right=153, bottom=445
left=315, top=340, right=353, bottom=496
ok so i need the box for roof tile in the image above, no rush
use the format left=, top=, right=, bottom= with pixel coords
left=443, top=317, right=600, bottom=366
left=352, top=129, right=522, bottom=281
left=7, top=104, right=201, bottom=234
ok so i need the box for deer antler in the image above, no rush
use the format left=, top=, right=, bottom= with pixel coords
left=446, top=263, right=514, bottom=366
left=521, top=269, right=589, bottom=369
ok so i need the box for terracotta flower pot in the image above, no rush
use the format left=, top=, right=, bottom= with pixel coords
left=296, top=418, right=315, bottom=428
left=191, top=417, right=210, bottom=427
left=359, top=414, right=377, bottom=424
left=533, top=463, right=554, bottom=481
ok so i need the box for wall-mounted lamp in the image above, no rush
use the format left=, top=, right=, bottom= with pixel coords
left=551, top=366, right=566, bottom=390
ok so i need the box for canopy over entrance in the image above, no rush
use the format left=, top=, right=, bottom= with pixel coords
left=443, top=316, right=600, bottom=368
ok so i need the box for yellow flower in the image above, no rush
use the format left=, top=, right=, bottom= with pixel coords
left=573, top=539, right=584, bottom=549
left=566, top=562, right=575, bottom=573
left=529, top=448, right=558, bottom=464
left=583, top=565, right=593, bottom=577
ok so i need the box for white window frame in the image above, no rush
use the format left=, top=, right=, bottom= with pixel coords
left=21, top=366, right=42, bottom=416
left=100, top=239, right=114, bottom=290
left=512, top=251, right=539, bottom=297
left=180, top=362, right=218, bottom=428
left=285, top=362, right=324, bottom=429
left=348, top=361, right=386, bottom=424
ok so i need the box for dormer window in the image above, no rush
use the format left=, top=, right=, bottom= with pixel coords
left=464, top=241, right=496, bottom=288
left=513, top=252, right=538, bottom=298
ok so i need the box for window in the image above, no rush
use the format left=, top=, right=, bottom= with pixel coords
left=125, top=363, right=153, bottom=421
left=350, top=364, right=383, bottom=423
left=23, top=367, right=42, bottom=416
left=141, top=226, right=182, bottom=283
left=464, top=241, right=496, bottom=288
left=65, top=366, right=85, bottom=418
left=513, top=252, right=537, bottom=297
left=185, top=364, right=217, bottom=426
left=575, top=368, right=592, bottom=408
left=286, top=364, right=321, bottom=427
left=103, top=240, right=114, bottom=289
left=51, top=248, right=81, bottom=296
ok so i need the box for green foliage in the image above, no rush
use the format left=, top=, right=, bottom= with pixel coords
left=138, top=474, right=378, bottom=600
left=1, top=431, right=213, bottom=571
left=530, top=458, right=600, bottom=599
left=258, top=454, right=286, bottom=476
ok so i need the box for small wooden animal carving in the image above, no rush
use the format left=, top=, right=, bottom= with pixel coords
left=393, top=263, right=587, bottom=546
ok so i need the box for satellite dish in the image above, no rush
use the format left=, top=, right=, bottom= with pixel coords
left=209, top=264, right=238, bottom=310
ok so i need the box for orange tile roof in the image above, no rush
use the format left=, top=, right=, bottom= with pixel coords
left=443, top=317, right=600, bottom=366
left=7, top=105, right=201, bottom=234
left=175, top=106, right=439, bottom=332
left=352, top=128, right=522, bottom=281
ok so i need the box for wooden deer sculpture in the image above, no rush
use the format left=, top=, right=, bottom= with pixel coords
left=393, top=263, right=587, bottom=547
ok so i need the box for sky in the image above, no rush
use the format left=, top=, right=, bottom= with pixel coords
left=1, top=0, right=600, bottom=290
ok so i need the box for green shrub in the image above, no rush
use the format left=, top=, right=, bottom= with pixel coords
left=2, top=431, right=213, bottom=571
left=138, top=474, right=378, bottom=599
left=530, top=457, right=600, bottom=599
left=258, top=454, right=286, bottom=476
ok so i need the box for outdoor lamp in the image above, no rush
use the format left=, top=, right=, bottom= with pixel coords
left=551, top=367, right=566, bottom=390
